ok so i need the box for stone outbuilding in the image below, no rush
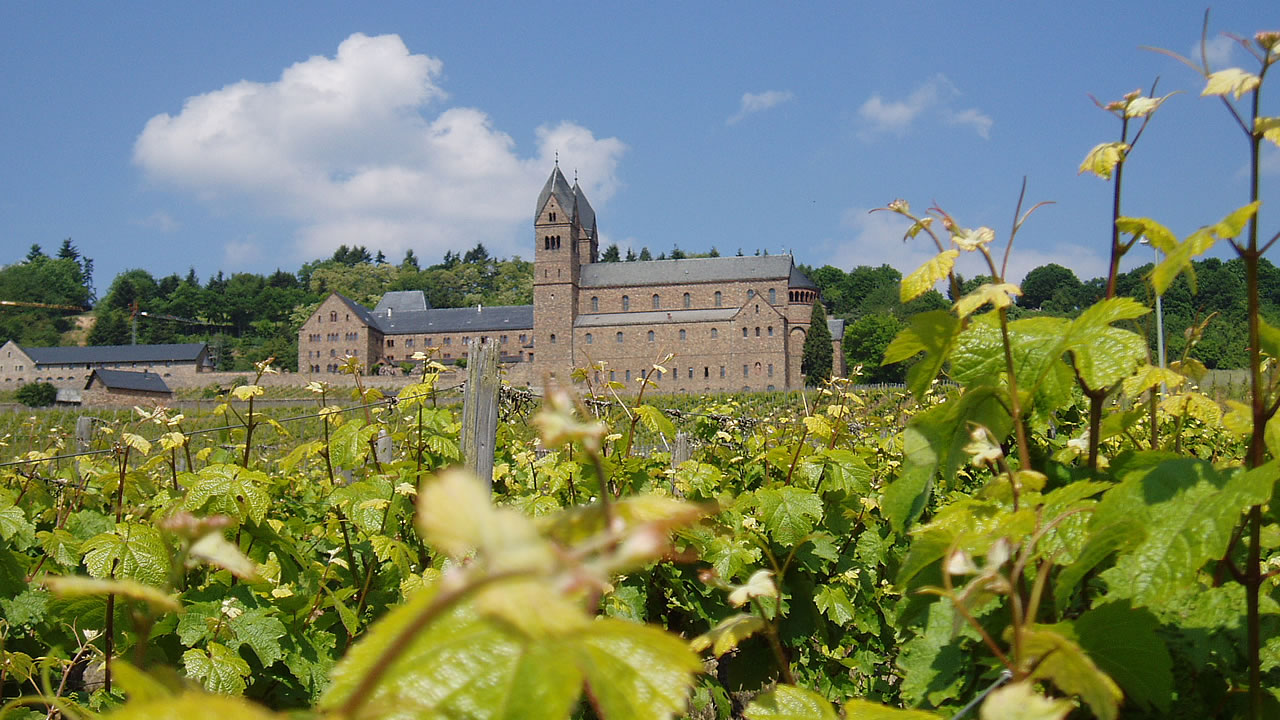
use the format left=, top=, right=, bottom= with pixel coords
left=83, top=369, right=174, bottom=406
left=0, top=341, right=211, bottom=390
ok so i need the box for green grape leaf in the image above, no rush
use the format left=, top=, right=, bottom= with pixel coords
left=1259, top=117, right=1280, bottom=147
left=417, top=469, right=554, bottom=574
left=691, top=613, right=766, bottom=657
left=885, top=386, right=1010, bottom=534
left=283, top=629, right=336, bottom=702
left=37, top=528, right=83, bottom=568
left=636, top=405, right=676, bottom=439
left=814, top=584, right=856, bottom=625
left=1202, top=67, right=1260, bottom=100
left=897, top=601, right=970, bottom=707
left=182, top=464, right=271, bottom=526
left=953, top=283, right=1020, bottom=319
left=814, top=449, right=872, bottom=495
left=183, top=642, right=252, bottom=695
left=177, top=602, right=222, bottom=647
left=1079, top=142, right=1128, bottom=179
left=979, top=682, right=1072, bottom=720
left=1071, top=601, right=1173, bottom=713
left=1022, top=627, right=1121, bottom=720
left=42, top=576, right=180, bottom=613
left=573, top=619, right=701, bottom=720
left=228, top=607, right=287, bottom=667
left=189, top=532, right=259, bottom=580
left=902, top=250, right=958, bottom=303
left=883, top=310, right=961, bottom=401
left=1095, top=457, right=1273, bottom=607
left=0, top=502, right=33, bottom=543
left=328, top=418, right=370, bottom=469
left=1115, top=217, right=1177, bottom=254
left=95, top=692, right=281, bottom=720
left=754, top=487, right=823, bottom=545
left=322, top=588, right=584, bottom=720
left=1124, top=92, right=1176, bottom=118
left=82, top=523, right=169, bottom=587
left=745, top=685, right=840, bottom=720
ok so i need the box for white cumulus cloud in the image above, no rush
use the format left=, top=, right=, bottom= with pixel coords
left=728, top=90, right=794, bottom=125
left=134, top=33, right=626, bottom=266
left=857, top=74, right=991, bottom=140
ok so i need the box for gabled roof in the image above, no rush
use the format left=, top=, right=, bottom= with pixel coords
left=376, top=305, right=534, bottom=335
left=536, top=166, right=576, bottom=219
left=580, top=255, right=811, bottom=289
left=86, top=369, right=172, bottom=394
left=790, top=265, right=817, bottom=290
left=374, top=290, right=430, bottom=314
left=23, top=343, right=207, bottom=366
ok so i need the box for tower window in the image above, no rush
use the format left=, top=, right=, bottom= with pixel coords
left=591, top=296, right=599, bottom=311
left=748, top=289, right=755, bottom=300
left=679, top=329, right=686, bottom=341
left=683, top=292, right=691, bottom=308
left=647, top=330, right=655, bottom=342
left=549, top=334, right=557, bottom=344
left=616, top=332, right=624, bottom=343
left=550, top=212, right=557, bottom=222
left=622, top=295, right=630, bottom=311
left=652, top=294, right=660, bottom=309
left=768, top=326, right=774, bottom=336
left=714, top=291, right=722, bottom=307
left=711, top=328, right=718, bottom=339
left=755, top=327, right=760, bottom=337
left=585, top=333, right=593, bottom=344
left=742, top=327, right=748, bottom=338
left=769, top=288, right=776, bottom=303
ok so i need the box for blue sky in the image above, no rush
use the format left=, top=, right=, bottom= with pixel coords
left=1, top=2, right=1276, bottom=294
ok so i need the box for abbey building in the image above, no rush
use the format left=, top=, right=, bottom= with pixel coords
left=298, top=167, right=843, bottom=391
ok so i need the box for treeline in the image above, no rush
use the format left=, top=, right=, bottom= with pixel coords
left=0, top=243, right=531, bottom=372
left=804, top=258, right=1280, bottom=381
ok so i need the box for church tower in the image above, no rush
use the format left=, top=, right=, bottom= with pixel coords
left=532, top=165, right=585, bottom=382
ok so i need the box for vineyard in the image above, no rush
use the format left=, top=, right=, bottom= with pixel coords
left=2, top=22, right=1280, bottom=720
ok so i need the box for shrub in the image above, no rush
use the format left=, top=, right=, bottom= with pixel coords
left=16, top=381, right=56, bottom=407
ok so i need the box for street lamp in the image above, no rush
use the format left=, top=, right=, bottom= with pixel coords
left=1140, top=238, right=1166, bottom=372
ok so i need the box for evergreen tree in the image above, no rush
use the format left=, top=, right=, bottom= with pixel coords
left=401, top=249, right=420, bottom=271
left=639, top=247, right=652, bottom=261
left=57, top=238, right=79, bottom=261
left=26, top=244, right=45, bottom=262
left=801, top=300, right=833, bottom=385
left=375, top=250, right=387, bottom=264
left=625, top=248, right=637, bottom=261
left=670, top=246, right=686, bottom=260
left=709, top=247, right=721, bottom=257
left=600, top=244, right=621, bottom=262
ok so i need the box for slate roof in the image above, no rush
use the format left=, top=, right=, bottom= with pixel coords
left=333, top=293, right=382, bottom=328
left=86, top=369, right=172, bottom=394
left=23, top=343, right=207, bottom=366
left=374, top=290, right=430, bottom=314
left=579, top=256, right=814, bottom=289
left=536, top=167, right=576, bottom=219
left=573, top=183, right=596, bottom=231
left=575, top=308, right=740, bottom=328
left=827, top=318, right=845, bottom=339
left=375, top=305, right=534, bottom=334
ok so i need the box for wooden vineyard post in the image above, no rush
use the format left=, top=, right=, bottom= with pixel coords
left=74, top=416, right=93, bottom=482
left=461, top=342, right=500, bottom=490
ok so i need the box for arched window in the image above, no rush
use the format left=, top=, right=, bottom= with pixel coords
left=769, top=288, right=776, bottom=304
left=591, top=296, right=599, bottom=311
left=647, top=330, right=655, bottom=342
left=768, top=326, right=774, bottom=336
left=747, top=289, right=755, bottom=300
left=683, top=292, right=691, bottom=308
left=755, top=327, right=761, bottom=337
left=329, top=311, right=338, bottom=322
left=679, top=329, right=686, bottom=341
left=549, top=334, right=557, bottom=344
left=711, top=328, right=718, bottom=339
left=622, top=295, right=630, bottom=311
left=616, top=332, right=624, bottom=343
left=585, top=333, right=593, bottom=344
left=714, top=291, right=722, bottom=307
left=652, top=294, right=660, bottom=309
left=742, top=327, right=748, bottom=338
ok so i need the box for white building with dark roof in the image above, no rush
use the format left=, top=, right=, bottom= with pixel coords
left=297, top=167, right=844, bottom=391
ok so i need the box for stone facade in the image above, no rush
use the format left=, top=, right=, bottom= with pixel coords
left=0, top=341, right=212, bottom=390
left=296, top=167, right=845, bottom=392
